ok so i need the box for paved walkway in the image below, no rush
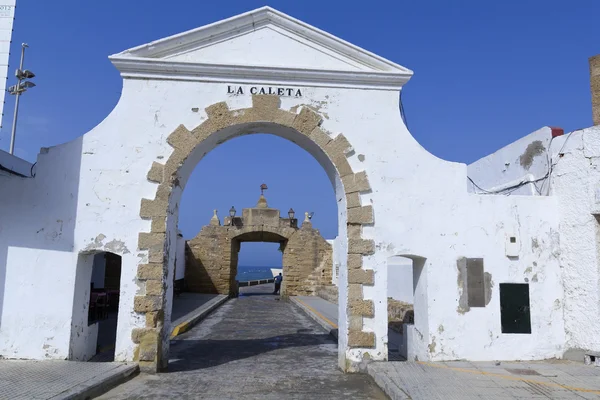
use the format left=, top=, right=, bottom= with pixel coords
left=0, top=360, right=137, bottom=399
left=291, top=295, right=339, bottom=338
left=170, top=293, right=228, bottom=337
left=291, top=295, right=403, bottom=359
left=292, top=294, right=600, bottom=399
left=171, top=293, right=222, bottom=327
left=369, top=360, right=600, bottom=399
left=99, top=284, right=387, bottom=399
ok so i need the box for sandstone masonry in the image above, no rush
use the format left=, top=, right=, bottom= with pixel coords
left=184, top=195, right=333, bottom=298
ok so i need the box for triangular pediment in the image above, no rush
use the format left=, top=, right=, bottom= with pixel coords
left=110, top=7, right=412, bottom=89
left=164, top=25, right=373, bottom=72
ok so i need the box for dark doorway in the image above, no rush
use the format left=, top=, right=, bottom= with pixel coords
left=89, top=252, right=122, bottom=361
left=500, top=283, right=531, bottom=334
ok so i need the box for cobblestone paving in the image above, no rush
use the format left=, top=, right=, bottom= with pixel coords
left=99, top=285, right=387, bottom=399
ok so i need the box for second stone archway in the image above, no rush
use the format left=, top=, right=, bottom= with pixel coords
left=184, top=194, right=334, bottom=298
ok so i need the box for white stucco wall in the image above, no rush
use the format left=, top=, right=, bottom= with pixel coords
left=0, top=74, right=569, bottom=364
left=548, top=127, right=600, bottom=357
left=468, top=125, right=600, bottom=357
left=0, top=139, right=83, bottom=360
left=0, top=7, right=589, bottom=367
left=467, top=127, right=556, bottom=196
left=0, top=149, right=33, bottom=177
left=70, top=253, right=99, bottom=361
left=387, top=256, right=413, bottom=304
left=175, top=233, right=185, bottom=281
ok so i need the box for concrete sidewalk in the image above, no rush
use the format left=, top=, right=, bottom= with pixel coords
left=291, top=295, right=600, bottom=399
left=290, top=295, right=338, bottom=339
left=290, top=295, right=403, bottom=357
left=170, top=293, right=228, bottom=337
left=368, top=360, right=600, bottom=399
left=0, top=360, right=138, bottom=399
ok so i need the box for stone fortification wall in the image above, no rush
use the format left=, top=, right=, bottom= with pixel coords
left=185, top=206, right=333, bottom=297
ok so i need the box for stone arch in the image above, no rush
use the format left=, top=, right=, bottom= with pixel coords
left=230, top=228, right=291, bottom=296
left=134, top=94, right=376, bottom=372
left=230, top=226, right=296, bottom=242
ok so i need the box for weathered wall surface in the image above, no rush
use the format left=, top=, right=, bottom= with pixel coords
left=281, top=221, right=333, bottom=296
left=468, top=125, right=600, bottom=358
left=185, top=225, right=233, bottom=295
left=549, top=127, right=600, bottom=357
left=387, top=257, right=413, bottom=304
left=0, top=7, right=591, bottom=369
left=0, top=79, right=568, bottom=364
left=467, top=127, right=557, bottom=196
left=0, top=138, right=84, bottom=360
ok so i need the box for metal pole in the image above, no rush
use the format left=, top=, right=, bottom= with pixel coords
left=9, top=43, right=27, bottom=155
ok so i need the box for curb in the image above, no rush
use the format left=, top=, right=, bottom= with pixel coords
left=366, top=364, right=412, bottom=400
left=290, top=297, right=338, bottom=340
left=171, top=295, right=228, bottom=338
left=54, top=363, right=139, bottom=400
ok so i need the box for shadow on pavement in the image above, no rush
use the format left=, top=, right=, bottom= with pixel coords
left=238, top=291, right=279, bottom=297
left=167, top=332, right=332, bottom=372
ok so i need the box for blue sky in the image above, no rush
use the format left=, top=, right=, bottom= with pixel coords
left=2, top=1, right=598, bottom=265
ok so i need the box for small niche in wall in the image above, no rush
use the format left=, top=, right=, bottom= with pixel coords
left=466, top=258, right=485, bottom=307
left=500, top=283, right=531, bottom=334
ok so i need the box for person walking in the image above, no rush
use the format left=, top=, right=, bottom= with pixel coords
left=273, top=273, right=282, bottom=295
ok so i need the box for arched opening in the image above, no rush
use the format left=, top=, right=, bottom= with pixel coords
left=70, top=251, right=122, bottom=361
left=236, top=242, right=283, bottom=296
left=233, top=233, right=287, bottom=297
left=135, top=98, right=377, bottom=372
left=166, top=122, right=343, bottom=291
left=387, top=254, right=428, bottom=361
left=164, top=122, right=346, bottom=368
left=386, top=256, right=414, bottom=361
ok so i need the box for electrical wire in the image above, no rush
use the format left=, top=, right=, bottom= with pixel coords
left=467, top=131, right=578, bottom=196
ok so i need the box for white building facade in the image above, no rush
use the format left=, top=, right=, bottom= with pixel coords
left=0, top=7, right=598, bottom=372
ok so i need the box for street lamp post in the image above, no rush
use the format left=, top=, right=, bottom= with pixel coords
left=229, top=206, right=236, bottom=226
left=8, top=43, right=36, bottom=155
left=288, top=208, right=297, bottom=228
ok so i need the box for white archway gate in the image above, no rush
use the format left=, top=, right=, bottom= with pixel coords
left=0, top=5, right=568, bottom=374
left=107, top=6, right=414, bottom=372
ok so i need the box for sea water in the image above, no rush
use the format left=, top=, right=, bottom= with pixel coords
left=236, top=266, right=277, bottom=282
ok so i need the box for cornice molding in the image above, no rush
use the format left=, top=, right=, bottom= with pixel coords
left=109, top=57, right=411, bottom=90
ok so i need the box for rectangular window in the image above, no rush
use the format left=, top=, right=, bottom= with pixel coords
left=500, top=283, right=532, bottom=334
left=466, top=258, right=485, bottom=307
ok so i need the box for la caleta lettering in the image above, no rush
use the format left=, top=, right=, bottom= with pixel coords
left=227, top=85, right=302, bottom=98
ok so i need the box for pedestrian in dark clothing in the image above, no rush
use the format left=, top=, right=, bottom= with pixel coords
left=273, top=273, right=282, bottom=295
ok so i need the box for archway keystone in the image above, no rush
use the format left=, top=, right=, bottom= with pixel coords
left=135, top=94, right=376, bottom=371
